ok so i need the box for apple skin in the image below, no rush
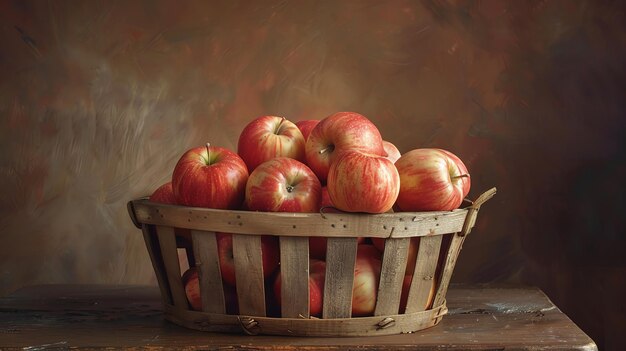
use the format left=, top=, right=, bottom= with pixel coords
left=246, top=157, right=321, bottom=213
left=295, top=119, right=320, bottom=141
left=394, top=148, right=471, bottom=211
left=273, top=259, right=326, bottom=317
left=351, top=244, right=382, bottom=317
left=216, top=233, right=280, bottom=287
left=172, top=145, right=249, bottom=209
left=382, top=140, right=402, bottom=164
left=372, top=237, right=420, bottom=275
left=237, top=116, right=306, bottom=172
left=305, top=112, right=386, bottom=183
left=182, top=267, right=239, bottom=314
left=327, top=151, right=400, bottom=214
left=150, top=182, right=177, bottom=204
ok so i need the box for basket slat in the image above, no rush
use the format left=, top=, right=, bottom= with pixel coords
left=323, top=237, right=358, bottom=318
left=279, top=237, right=310, bottom=318
left=191, top=230, right=226, bottom=314
left=374, top=237, right=410, bottom=316
left=405, top=235, right=443, bottom=313
left=156, top=225, right=188, bottom=309
left=142, top=225, right=172, bottom=305
left=432, top=234, right=465, bottom=315
left=232, top=234, right=266, bottom=316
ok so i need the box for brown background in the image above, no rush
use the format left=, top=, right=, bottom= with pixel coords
left=1, top=1, right=624, bottom=349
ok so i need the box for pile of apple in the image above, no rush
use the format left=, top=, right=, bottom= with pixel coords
left=149, top=111, right=471, bottom=317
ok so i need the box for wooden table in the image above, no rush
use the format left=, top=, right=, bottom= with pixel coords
left=0, top=284, right=596, bottom=350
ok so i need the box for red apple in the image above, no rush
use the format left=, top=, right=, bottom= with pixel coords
left=395, top=148, right=471, bottom=211
left=216, top=233, right=280, bottom=287
left=295, top=119, right=320, bottom=141
left=320, top=186, right=333, bottom=209
left=237, top=116, right=305, bottom=172
left=399, top=274, right=437, bottom=313
left=352, top=244, right=382, bottom=316
left=246, top=157, right=321, bottom=212
left=150, top=182, right=177, bottom=204
left=382, top=140, right=401, bottom=164
left=327, top=151, right=400, bottom=214
left=372, top=237, right=420, bottom=275
left=172, top=144, right=249, bottom=209
left=305, top=112, right=386, bottom=183
left=274, top=259, right=326, bottom=317
left=182, top=267, right=239, bottom=314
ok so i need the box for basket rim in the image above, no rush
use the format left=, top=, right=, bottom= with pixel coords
left=128, top=187, right=496, bottom=238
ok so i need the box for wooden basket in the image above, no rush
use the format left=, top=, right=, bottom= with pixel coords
left=127, top=187, right=496, bottom=337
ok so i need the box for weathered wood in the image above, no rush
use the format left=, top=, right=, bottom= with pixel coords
left=374, top=237, right=410, bottom=316
left=405, top=235, right=443, bottom=313
left=279, top=236, right=310, bottom=318
left=322, top=237, right=358, bottom=319
left=142, top=224, right=172, bottom=305
left=164, top=302, right=446, bottom=336
left=432, top=234, right=465, bottom=314
left=0, top=284, right=598, bottom=350
left=131, top=199, right=468, bottom=238
left=232, top=234, right=266, bottom=316
left=156, top=225, right=188, bottom=309
left=191, top=230, right=225, bottom=314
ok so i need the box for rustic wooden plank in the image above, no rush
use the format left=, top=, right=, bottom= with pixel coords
left=131, top=199, right=468, bottom=238
left=165, top=303, right=444, bottom=336
left=279, top=236, right=310, bottom=318
left=322, top=237, right=358, bottom=318
left=232, top=234, right=266, bottom=316
left=432, top=234, right=465, bottom=312
left=190, top=230, right=225, bottom=314
left=155, top=225, right=188, bottom=309
left=374, top=237, right=410, bottom=316
left=141, top=224, right=172, bottom=305
left=0, top=284, right=598, bottom=350
left=405, top=235, right=443, bottom=313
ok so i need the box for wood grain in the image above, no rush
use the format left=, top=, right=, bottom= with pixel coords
left=131, top=199, right=468, bottom=238
left=156, top=225, right=188, bottom=309
left=374, top=237, right=410, bottom=316
left=405, top=235, right=443, bottom=313
left=190, top=230, right=225, bottom=314
left=278, top=236, right=310, bottom=318
left=322, top=237, right=358, bottom=319
left=232, top=234, right=266, bottom=316
left=0, top=284, right=597, bottom=350
left=142, top=224, right=172, bottom=305
left=432, top=234, right=465, bottom=313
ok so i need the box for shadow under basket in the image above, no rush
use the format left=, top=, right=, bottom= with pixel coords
left=127, top=187, right=496, bottom=337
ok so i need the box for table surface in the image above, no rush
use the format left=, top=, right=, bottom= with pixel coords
left=0, top=284, right=596, bottom=350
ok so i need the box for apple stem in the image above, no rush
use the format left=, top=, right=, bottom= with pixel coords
left=451, top=174, right=469, bottom=180
left=318, top=145, right=334, bottom=155
left=275, top=116, right=286, bottom=134
left=206, top=143, right=211, bottom=165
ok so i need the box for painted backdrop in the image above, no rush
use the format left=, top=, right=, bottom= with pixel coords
left=1, top=1, right=624, bottom=349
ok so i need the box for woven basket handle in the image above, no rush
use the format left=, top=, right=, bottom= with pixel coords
left=459, top=187, right=497, bottom=237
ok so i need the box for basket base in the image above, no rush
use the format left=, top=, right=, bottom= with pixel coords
left=163, top=302, right=447, bottom=337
